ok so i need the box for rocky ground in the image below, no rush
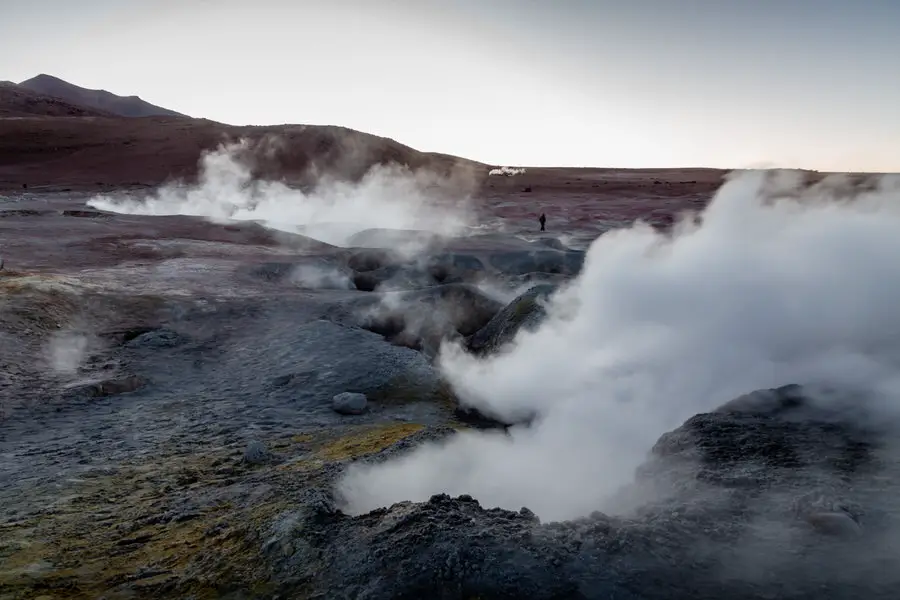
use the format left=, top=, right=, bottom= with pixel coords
left=1, top=182, right=897, bottom=599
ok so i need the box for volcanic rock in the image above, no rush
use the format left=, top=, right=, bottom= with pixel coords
left=467, top=283, right=556, bottom=354
left=274, top=384, right=900, bottom=599
left=242, top=439, right=273, bottom=465
left=361, top=283, right=503, bottom=355
left=333, top=392, right=369, bottom=416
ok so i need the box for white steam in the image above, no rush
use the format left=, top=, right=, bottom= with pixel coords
left=489, top=166, right=526, bottom=176
left=46, top=330, right=90, bottom=375
left=338, top=169, right=900, bottom=522
left=87, top=141, right=473, bottom=247
left=288, top=264, right=354, bottom=290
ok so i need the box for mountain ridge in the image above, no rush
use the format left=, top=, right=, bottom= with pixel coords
left=17, top=74, right=187, bottom=118
left=0, top=81, right=116, bottom=117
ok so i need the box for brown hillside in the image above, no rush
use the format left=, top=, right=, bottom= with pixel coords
left=18, top=74, right=187, bottom=118
left=0, top=82, right=115, bottom=118
left=0, top=116, right=487, bottom=190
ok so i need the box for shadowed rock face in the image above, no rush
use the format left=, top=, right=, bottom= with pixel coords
left=360, top=284, right=504, bottom=355
left=466, top=283, right=557, bottom=355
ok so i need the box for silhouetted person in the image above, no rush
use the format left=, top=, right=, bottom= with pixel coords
left=539, top=213, right=546, bottom=232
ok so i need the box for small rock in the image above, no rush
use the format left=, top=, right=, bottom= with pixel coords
left=466, top=284, right=556, bottom=355
left=806, top=511, right=863, bottom=538
left=125, top=328, right=184, bottom=349
left=332, top=392, right=368, bottom=415
left=243, top=440, right=273, bottom=465
left=66, top=375, right=147, bottom=399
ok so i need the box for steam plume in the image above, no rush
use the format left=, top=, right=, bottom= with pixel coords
left=87, top=140, right=474, bottom=247
left=338, top=169, right=900, bottom=522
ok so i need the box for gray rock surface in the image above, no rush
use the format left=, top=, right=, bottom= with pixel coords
left=275, top=384, right=900, bottom=599
left=467, top=283, right=557, bottom=354
left=352, top=264, right=436, bottom=292
left=346, top=228, right=445, bottom=249
left=333, top=392, right=368, bottom=415
left=361, top=283, right=503, bottom=356
left=240, top=257, right=354, bottom=290
left=488, top=249, right=585, bottom=276
left=124, top=327, right=185, bottom=348
left=267, top=319, right=443, bottom=405
left=346, top=248, right=397, bottom=272
left=243, top=439, right=273, bottom=465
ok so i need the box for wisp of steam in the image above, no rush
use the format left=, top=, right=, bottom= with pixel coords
left=488, top=166, right=527, bottom=176
left=46, top=329, right=90, bottom=375
left=338, top=169, right=900, bottom=522
left=87, top=141, right=474, bottom=247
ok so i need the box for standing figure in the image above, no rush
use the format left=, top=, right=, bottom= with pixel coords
left=539, top=213, right=546, bottom=232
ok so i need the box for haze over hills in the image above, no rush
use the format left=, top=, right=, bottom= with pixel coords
left=17, top=73, right=187, bottom=118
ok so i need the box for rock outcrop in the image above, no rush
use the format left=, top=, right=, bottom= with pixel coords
left=333, top=392, right=369, bottom=415
left=361, top=284, right=503, bottom=356
left=467, top=284, right=556, bottom=354
left=268, top=384, right=900, bottom=599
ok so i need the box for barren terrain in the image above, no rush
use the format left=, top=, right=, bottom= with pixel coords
left=17, top=74, right=186, bottom=118
left=1, top=84, right=895, bottom=599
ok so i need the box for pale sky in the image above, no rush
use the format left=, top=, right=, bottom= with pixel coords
left=1, top=0, right=898, bottom=171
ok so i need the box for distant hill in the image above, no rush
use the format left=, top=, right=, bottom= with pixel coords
left=17, top=74, right=187, bottom=118
left=0, top=74, right=485, bottom=191
left=0, top=81, right=115, bottom=118
left=0, top=117, right=487, bottom=190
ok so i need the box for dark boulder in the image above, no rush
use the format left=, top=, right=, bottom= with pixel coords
left=352, top=264, right=436, bottom=292
left=347, top=249, right=398, bottom=272
left=425, top=253, right=485, bottom=284
left=352, top=254, right=487, bottom=291
left=63, top=374, right=147, bottom=399
left=124, top=328, right=186, bottom=349
left=242, top=439, right=274, bottom=465
left=332, top=392, right=369, bottom=415
left=466, top=284, right=556, bottom=354
left=361, top=284, right=503, bottom=356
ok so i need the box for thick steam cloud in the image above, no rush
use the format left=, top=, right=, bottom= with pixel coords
left=338, top=169, right=900, bottom=522
left=87, top=140, right=474, bottom=247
